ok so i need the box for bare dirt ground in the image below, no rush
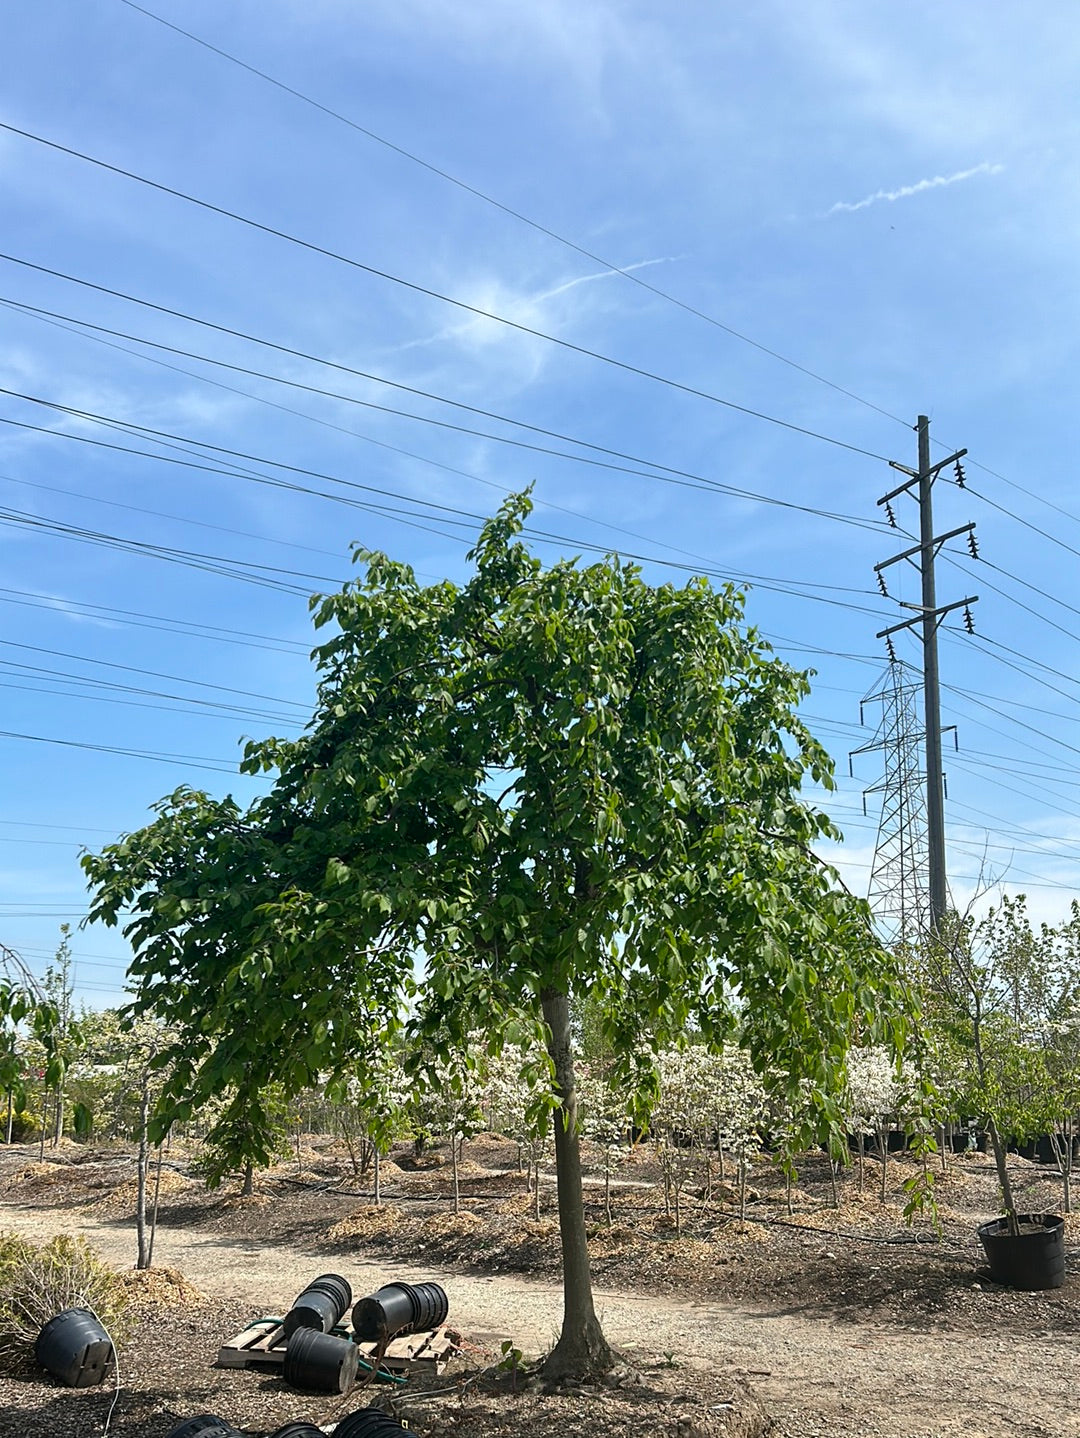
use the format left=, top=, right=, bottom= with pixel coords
left=1, top=1136, right=1078, bottom=1438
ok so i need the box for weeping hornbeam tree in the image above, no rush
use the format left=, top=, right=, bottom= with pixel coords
left=83, top=491, right=910, bottom=1379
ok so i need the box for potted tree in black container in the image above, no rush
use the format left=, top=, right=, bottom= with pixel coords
left=919, top=896, right=1075, bottom=1291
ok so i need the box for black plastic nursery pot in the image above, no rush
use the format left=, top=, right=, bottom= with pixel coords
left=352, top=1283, right=416, bottom=1342
left=282, top=1272, right=354, bottom=1338
left=352, top=1281, right=448, bottom=1341
left=409, top=1281, right=449, bottom=1331
left=270, top=1423, right=329, bottom=1438
left=977, top=1213, right=1066, bottom=1291
left=164, top=1416, right=243, bottom=1438
left=34, top=1307, right=114, bottom=1388
left=283, top=1326, right=359, bottom=1394
left=332, top=1405, right=417, bottom=1438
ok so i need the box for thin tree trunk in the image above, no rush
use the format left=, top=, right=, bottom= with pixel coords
left=986, top=1115, right=1018, bottom=1232
left=53, top=1086, right=64, bottom=1147
left=374, top=1148, right=381, bottom=1206
left=540, top=987, right=614, bottom=1381
left=135, top=1079, right=151, bottom=1270
left=242, top=1159, right=254, bottom=1197
left=5, top=1087, right=12, bottom=1144
left=451, top=1137, right=460, bottom=1215
left=147, top=1143, right=165, bottom=1268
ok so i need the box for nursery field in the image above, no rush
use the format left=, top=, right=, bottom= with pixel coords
left=0, top=1134, right=1078, bottom=1438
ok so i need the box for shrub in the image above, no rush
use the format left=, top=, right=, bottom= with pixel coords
left=3, top=1111, right=37, bottom=1143
left=0, top=1232, right=129, bottom=1372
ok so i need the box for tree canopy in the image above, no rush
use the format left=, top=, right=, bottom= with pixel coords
left=83, top=491, right=908, bottom=1375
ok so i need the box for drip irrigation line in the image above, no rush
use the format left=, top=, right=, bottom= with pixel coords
left=0, top=122, right=895, bottom=466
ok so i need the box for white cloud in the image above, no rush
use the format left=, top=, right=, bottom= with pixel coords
left=386, top=255, right=681, bottom=362
left=827, top=163, right=1004, bottom=216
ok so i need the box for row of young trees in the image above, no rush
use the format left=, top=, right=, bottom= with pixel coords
left=16, top=902, right=1080, bottom=1222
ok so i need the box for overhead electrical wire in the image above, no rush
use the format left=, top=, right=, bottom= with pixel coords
left=115, top=0, right=912, bottom=432
left=0, top=585, right=310, bottom=656
left=0, top=278, right=892, bottom=532
left=0, top=728, right=240, bottom=773
left=0, top=394, right=890, bottom=614
left=5, top=299, right=896, bottom=605
left=0, top=502, right=328, bottom=597
left=0, top=121, right=896, bottom=466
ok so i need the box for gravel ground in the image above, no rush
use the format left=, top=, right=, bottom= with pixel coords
left=1, top=1140, right=1078, bottom=1437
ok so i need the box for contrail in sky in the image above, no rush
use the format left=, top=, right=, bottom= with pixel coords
left=828, top=162, right=1003, bottom=215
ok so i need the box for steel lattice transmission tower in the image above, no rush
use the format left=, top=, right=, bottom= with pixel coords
left=850, top=660, right=932, bottom=945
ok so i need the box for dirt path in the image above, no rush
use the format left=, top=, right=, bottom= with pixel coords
left=2, top=1196, right=1076, bottom=1438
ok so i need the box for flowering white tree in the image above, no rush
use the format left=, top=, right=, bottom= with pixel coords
left=577, top=1063, right=631, bottom=1224
left=703, top=1045, right=768, bottom=1216
left=481, top=1040, right=551, bottom=1217
left=650, top=1044, right=770, bottom=1229
left=845, top=1046, right=901, bottom=1199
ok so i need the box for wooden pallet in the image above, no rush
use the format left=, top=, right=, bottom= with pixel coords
left=216, top=1318, right=457, bottom=1374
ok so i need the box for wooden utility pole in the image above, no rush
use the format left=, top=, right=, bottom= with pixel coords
left=874, top=416, right=978, bottom=934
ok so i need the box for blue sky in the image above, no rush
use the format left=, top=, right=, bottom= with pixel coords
left=3, top=1, right=1080, bottom=1006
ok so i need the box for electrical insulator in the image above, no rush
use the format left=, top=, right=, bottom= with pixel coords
left=955, top=461, right=966, bottom=487
left=963, top=605, right=975, bottom=634
left=885, top=635, right=897, bottom=662
left=884, top=499, right=898, bottom=527
left=968, top=532, right=979, bottom=559
left=876, top=571, right=889, bottom=597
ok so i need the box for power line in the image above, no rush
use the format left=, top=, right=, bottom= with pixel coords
left=0, top=585, right=310, bottom=655
left=0, top=123, right=895, bottom=465
left=115, top=0, right=911, bottom=434
left=0, top=395, right=890, bottom=614
left=0, top=728, right=241, bottom=772
left=0, top=282, right=892, bottom=531
left=0, top=667, right=304, bottom=728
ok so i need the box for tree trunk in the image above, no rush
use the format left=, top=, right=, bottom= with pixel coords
left=451, top=1136, right=460, bottom=1215
left=374, top=1147, right=381, bottom=1206
left=53, top=1086, right=64, bottom=1147
left=135, top=1079, right=151, bottom=1269
left=986, top=1115, right=1018, bottom=1232
left=5, top=1087, right=12, bottom=1144
left=147, top=1143, right=165, bottom=1268
left=540, top=987, right=614, bottom=1381
left=242, top=1159, right=254, bottom=1197
left=857, top=1130, right=865, bottom=1193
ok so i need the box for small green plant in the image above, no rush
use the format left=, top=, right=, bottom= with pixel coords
left=0, top=1232, right=129, bottom=1373
left=660, top=1350, right=682, bottom=1369
left=497, top=1338, right=526, bottom=1389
